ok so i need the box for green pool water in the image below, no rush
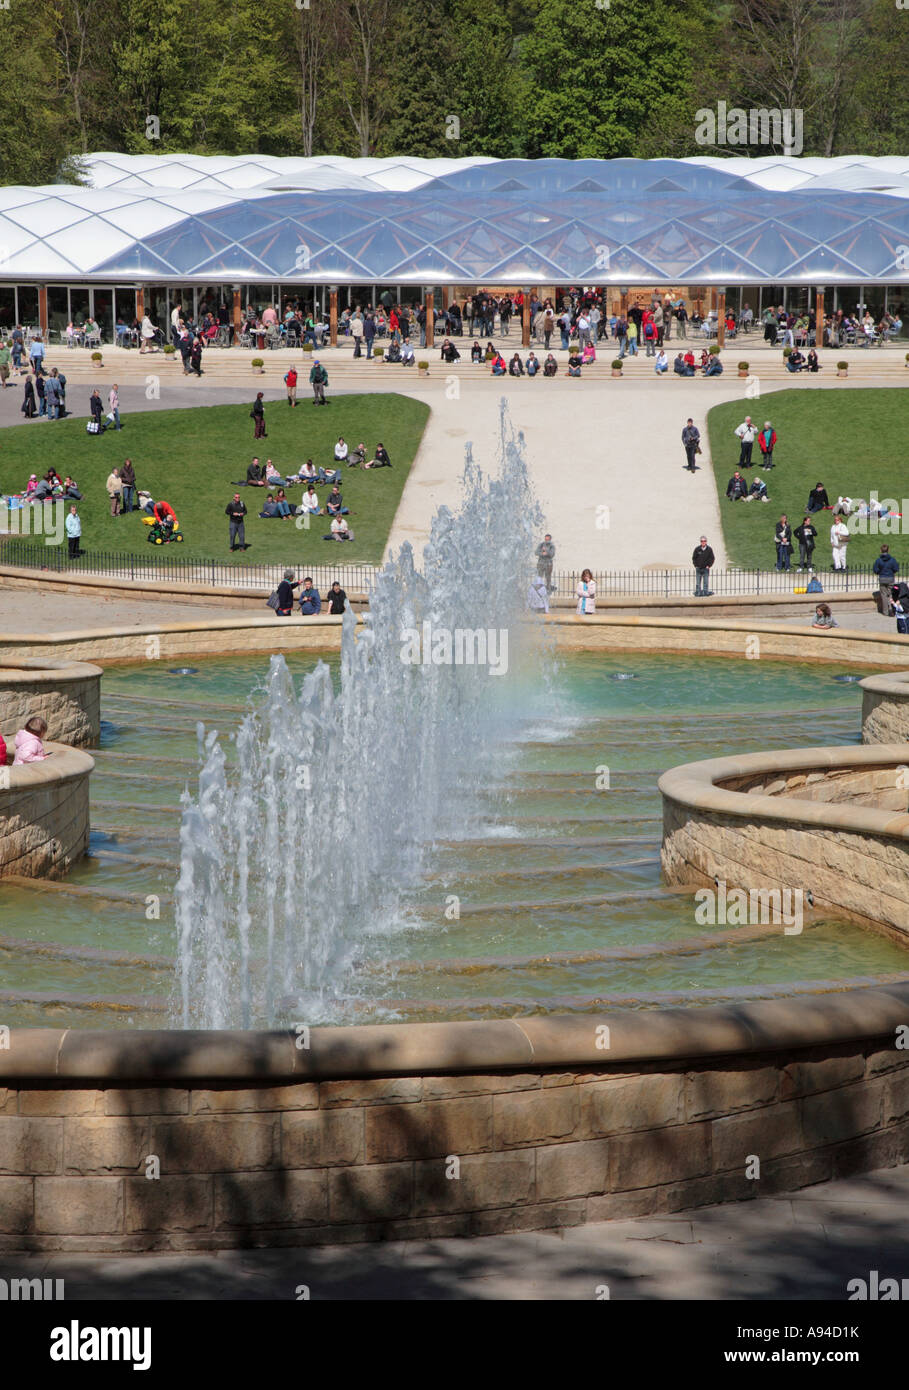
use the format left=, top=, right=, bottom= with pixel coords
left=1, top=651, right=905, bottom=1028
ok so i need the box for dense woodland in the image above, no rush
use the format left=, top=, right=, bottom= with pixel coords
left=1, top=0, right=905, bottom=185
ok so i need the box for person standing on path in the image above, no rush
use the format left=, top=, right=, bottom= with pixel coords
left=251, top=392, right=266, bottom=438
left=873, top=544, right=899, bottom=613
left=692, top=536, right=715, bottom=596
left=735, top=416, right=756, bottom=467
left=226, top=493, right=248, bottom=551
left=536, top=534, right=556, bottom=590
left=284, top=365, right=298, bottom=407
left=350, top=310, right=364, bottom=358
left=108, top=383, right=121, bottom=430
left=65, top=504, right=82, bottom=558
left=682, top=418, right=700, bottom=471
left=830, top=516, right=850, bottom=571
left=310, top=359, right=328, bottom=404
left=576, top=569, right=596, bottom=615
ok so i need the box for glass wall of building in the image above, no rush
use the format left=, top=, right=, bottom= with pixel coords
left=92, top=287, right=113, bottom=338
left=47, top=286, right=69, bottom=339
left=114, top=287, right=136, bottom=328
left=17, top=285, right=38, bottom=328
left=0, top=286, right=14, bottom=331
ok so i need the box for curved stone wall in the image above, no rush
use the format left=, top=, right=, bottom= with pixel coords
left=861, top=672, right=909, bottom=744
left=0, top=659, right=101, bottom=747
left=0, top=742, right=94, bottom=879
left=660, top=744, right=909, bottom=938
left=2, top=612, right=908, bottom=669
left=0, top=992, right=908, bottom=1251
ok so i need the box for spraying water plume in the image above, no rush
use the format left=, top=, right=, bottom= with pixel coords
left=174, top=404, right=545, bottom=1027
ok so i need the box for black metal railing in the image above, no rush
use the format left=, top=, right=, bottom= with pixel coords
left=0, top=539, right=879, bottom=599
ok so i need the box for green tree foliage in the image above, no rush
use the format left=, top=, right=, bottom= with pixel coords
left=0, top=0, right=899, bottom=181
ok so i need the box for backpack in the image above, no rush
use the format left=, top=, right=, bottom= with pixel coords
left=806, top=577, right=823, bottom=593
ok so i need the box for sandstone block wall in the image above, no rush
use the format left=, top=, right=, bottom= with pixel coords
left=0, top=745, right=93, bottom=879
left=2, top=1040, right=907, bottom=1251
left=0, top=661, right=101, bottom=747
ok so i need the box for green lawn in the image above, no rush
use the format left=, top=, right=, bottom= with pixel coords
left=707, top=389, right=909, bottom=570
left=0, top=394, right=429, bottom=565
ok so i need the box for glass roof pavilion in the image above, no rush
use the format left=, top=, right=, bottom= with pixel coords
left=2, top=154, right=909, bottom=286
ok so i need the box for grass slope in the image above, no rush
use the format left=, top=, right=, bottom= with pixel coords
left=707, top=388, right=909, bottom=570
left=0, top=394, right=429, bottom=565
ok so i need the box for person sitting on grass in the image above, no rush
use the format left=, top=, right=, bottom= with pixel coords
left=364, top=443, right=391, bottom=469
left=264, top=459, right=286, bottom=487
left=543, top=353, right=558, bottom=377
left=334, top=437, right=349, bottom=466
left=807, top=482, right=830, bottom=513
left=299, top=483, right=321, bottom=515
left=744, top=476, right=769, bottom=503
left=299, top=577, right=321, bottom=615
left=259, top=493, right=280, bottom=518
left=325, top=515, right=354, bottom=541
left=273, top=488, right=295, bottom=518
left=726, top=470, right=748, bottom=500
left=325, top=485, right=349, bottom=517
left=348, top=442, right=367, bottom=468
left=246, top=457, right=265, bottom=486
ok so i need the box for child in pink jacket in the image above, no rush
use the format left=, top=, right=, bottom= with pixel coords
left=12, top=716, right=48, bottom=764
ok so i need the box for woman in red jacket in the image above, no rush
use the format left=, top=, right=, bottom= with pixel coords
left=758, top=421, right=777, bottom=469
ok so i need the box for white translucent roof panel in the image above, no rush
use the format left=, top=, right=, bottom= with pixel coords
left=1, top=157, right=909, bottom=283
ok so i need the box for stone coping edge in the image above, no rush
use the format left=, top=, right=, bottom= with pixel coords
left=659, top=742, right=909, bottom=840
left=0, top=742, right=94, bottom=786
left=0, top=658, right=102, bottom=682
left=860, top=671, right=909, bottom=696
left=3, top=982, right=909, bottom=1082
left=0, top=613, right=901, bottom=648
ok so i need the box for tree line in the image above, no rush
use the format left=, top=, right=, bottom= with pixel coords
left=0, top=0, right=904, bottom=186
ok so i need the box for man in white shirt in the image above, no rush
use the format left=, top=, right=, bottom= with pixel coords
left=400, top=340, right=415, bottom=365
left=577, top=311, right=590, bottom=348
left=734, top=416, right=756, bottom=467
left=830, top=517, right=850, bottom=570
left=330, top=515, right=353, bottom=541
left=350, top=311, right=364, bottom=358
left=334, top=437, right=349, bottom=465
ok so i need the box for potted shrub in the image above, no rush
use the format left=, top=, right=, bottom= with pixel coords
left=301, top=341, right=314, bottom=353
left=251, top=357, right=265, bottom=374
left=611, top=358, right=623, bottom=378
left=782, top=345, right=793, bottom=359
left=91, top=350, right=103, bottom=367
left=708, top=343, right=719, bottom=355
left=417, top=359, right=429, bottom=377
left=162, top=344, right=175, bottom=358
left=737, top=361, right=749, bottom=378
left=373, top=345, right=384, bottom=359
left=837, top=360, right=849, bottom=378
left=904, top=352, right=909, bottom=367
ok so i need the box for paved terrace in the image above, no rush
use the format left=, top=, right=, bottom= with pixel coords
left=0, top=343, right=904, bottom=574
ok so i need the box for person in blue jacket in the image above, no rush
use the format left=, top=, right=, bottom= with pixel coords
left=299, top=577, right=322, bottom=615
left=873, top=544, right=900, bottom=615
